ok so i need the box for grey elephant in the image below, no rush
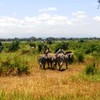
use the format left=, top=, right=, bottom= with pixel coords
left=38, top=54, right=47, bottom=69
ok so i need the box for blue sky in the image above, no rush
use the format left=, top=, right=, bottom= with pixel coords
left=0, top=0, right=100, bottom=38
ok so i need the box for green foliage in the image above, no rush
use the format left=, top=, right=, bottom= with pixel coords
left=75, top=51, right=85, bottom=62
left=21, top=49, right=30, bottom=55
left=0, top=91, right=34, bottom=100
left=46, top=37, right=55, bottom=44
left=85, top=44, right=97, bottom=54
left=0, top=42, right=3, bottom=52
left=17, top=60, right=30, bottom=75
left=85, top=62, right=97, bottom=75
left=78, top=39, right=85, bottom=43
left=8, top=40, right=20, bottom=52
left=38, top=43, right=43, bottom=53
left=0, top=55, right=30, bottom=75
left=29, top=42, right=36, bottom=48
left=46, top=39, right=53, bottom=44
left=37, top=42, right=49, bottom=53
left=0, top=39, right=100, bottom=76
left=54, top=41, right=69, bottom=52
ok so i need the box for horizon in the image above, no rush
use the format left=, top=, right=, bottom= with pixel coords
left=1, top=35, right=100, bottom=39
left=0, top=0, right=100, bottom=38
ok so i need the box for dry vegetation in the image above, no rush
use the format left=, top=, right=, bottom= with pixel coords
left=0, top=63, right=100, bottom=100
left=0, top=40, right=100, bottom=100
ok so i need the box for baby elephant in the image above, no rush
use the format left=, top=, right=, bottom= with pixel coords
left=38, top=54, right=47, bottom=69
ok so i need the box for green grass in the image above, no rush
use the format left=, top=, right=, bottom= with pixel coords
left=0, top=90, right=100, bottom=100
left=80, top=71, right=100, bottom=82
left=0, top=40, right=100, bottom=99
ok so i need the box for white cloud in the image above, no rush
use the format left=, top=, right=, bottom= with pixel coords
left=72, top=11, right=87, bottom=19
left=0, top=16, right=21, bottom=26
left=0, top=11, right=87, bottom=27
left=93, top=16, right=100, bottom=22
left=0, top=11, right=99, bottom=38
left=71, top=11, right=87, bottom=25
left=38, top=7, right=57, bottom=12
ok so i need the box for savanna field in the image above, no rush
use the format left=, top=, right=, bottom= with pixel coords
left=0, top=39, right=100, bottom=100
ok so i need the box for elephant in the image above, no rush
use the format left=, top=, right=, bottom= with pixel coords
left=38, top=54, right=47, bottom=69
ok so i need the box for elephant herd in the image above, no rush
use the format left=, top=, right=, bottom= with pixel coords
left=38, top=48, right=74, bottom=71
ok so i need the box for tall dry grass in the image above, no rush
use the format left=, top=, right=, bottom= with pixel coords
left=0, top=63, right=100, bottom=100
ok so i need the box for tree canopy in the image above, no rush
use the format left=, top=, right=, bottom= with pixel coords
left=98, top=0, right=100, bottom=9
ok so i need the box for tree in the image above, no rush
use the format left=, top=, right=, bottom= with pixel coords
left=0, top=42, right=3, bottom=52
left=9, top=40, right=20, bottom=52
left=98, top=0, right=100, bottom=9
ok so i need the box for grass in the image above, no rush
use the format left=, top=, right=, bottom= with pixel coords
left=0, top=63, right=100, bottom=100
left=0, top=40, right=100, bottom=99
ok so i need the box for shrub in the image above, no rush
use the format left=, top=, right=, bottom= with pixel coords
left=46, top=37, right=55, bottom=44
left=0, top=56, right=30, bottom=76
left=8, top=40, right=20, bottom=52
left=75, top=51, right=85, bottom=62
left=38, top=44, right=43, bottom=53
left=54, top=41, right=69, bottom=52
left=85, top=43, right=97, bottom=54
left=21, top=49, right=30, bottom=55
left=85, top=62, right=97, bottom=75
left=29, top=42, right=36, bottom=48
left=17, top=64, right=29, bottom=75
left=13, top=57, right=30, bottom=75
left=0, top=42, right=3, bottom=52
left=62, top=41, right=69, bottom=50
left=0, top=57, right=14, bottom=75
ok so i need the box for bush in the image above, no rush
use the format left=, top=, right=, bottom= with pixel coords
left=0, top=57, right=14, bottom=75
left=17, top=64, right=29, bottom=75
left=8, top=40, right=20, bottom=52
left=75, top=51, right=85, bottom=62
left=0, top=42, right=3, bottom=52
left=54, top=41, right=69, bottom=52
left=38, top=44, right=43, bottom=53
left=85, top=62, right=97, bottom=75
left=85, top=43, right=98, bottom=54
left=29, top=42, right=36, bottom=48
left=13, top=57, right=30, bottom=75
left=21, top=49, right=30, bottom=55
left=0, top=56, right=30, bottom=76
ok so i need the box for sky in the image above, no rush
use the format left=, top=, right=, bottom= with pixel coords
left=0, top=0, right=100, bottom=38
